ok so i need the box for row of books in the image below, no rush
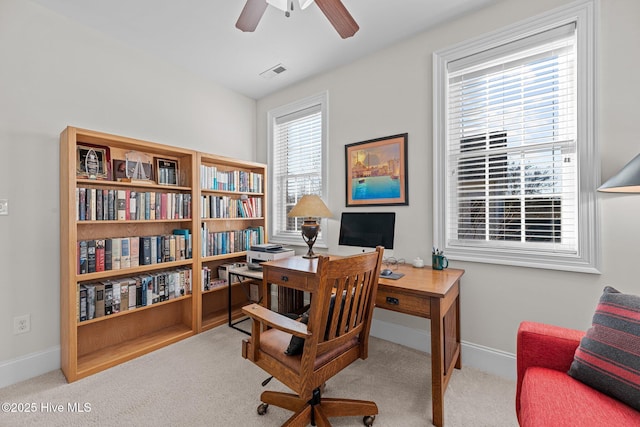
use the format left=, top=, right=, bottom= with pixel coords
left=200, top=165, right=263, bottom=193
left=78, top=268, right=192, bottom=322
left=76, top=187, right=192, bottom=221
left=200, top=195, right=263, bottom=219
left=78, top=230, right=192, bottom=275
left=200, top=225, right=265, bottom=257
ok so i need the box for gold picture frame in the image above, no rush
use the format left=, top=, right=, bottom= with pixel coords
left=345, top=133, right=408, bottom=206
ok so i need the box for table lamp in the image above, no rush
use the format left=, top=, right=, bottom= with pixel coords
left=598, top=153, right=640, bottom=193
left=287, top=195, right=333, bottom=258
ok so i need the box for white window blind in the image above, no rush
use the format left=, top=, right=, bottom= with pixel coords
left=447, top=24, right=577, bottom=253
left=269, top=93, right=327, bottom=245
left=433, top=0, right=599, bottom=273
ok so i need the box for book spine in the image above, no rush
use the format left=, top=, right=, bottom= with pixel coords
left=112, top=238, right=121, bottom=270
left=95, top=239, right=105, bottom=272
left=121, top=237, right=130, bottom=268
left=79, top=285, right=88, bottom=322
left=140, top=236, right=151, bottom=265
left=79, top=240, right=88, bottom=274
left=87, top=240, right=96, bottom=273
left=116, top=190, right=126, bottom=220
left=104, top=238, right=112, bottom=271
left=129, top=236, right=139, bottom=268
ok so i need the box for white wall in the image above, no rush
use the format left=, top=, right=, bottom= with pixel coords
left=257, top=0, right=640, bottom=379
left=0, top=0, right=256, bottom=386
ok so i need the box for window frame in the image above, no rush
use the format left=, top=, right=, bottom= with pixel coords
left=432, top=0, right=600, bottom=273
left=267, top=92, right=329, bottom=248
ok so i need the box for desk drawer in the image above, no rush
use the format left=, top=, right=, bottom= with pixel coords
left=376, top=287, right=430, bottom=318
left=264, top=269, right=308, bottom=289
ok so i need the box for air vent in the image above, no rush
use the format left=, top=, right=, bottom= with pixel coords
left=260, top=63, right=287, bottom=79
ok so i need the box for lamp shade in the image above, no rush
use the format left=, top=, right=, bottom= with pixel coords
left=598, top=153, right=640, bottom=193
left=288, top=195, right=332, bottom=218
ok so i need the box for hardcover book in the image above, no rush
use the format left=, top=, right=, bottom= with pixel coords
left=116, top=190, right=126, bottom=220
left=129, top=191, right=137, bottom=220
left=95, top=239, right=105, bottom=272
left=87, top=240, right=97, bottom=273
left=104, top=238, right=113, bottom=271
left=119, top=280, right=129, bottom=312
left=104, top=282, right=113, bottom=315
left=94, top=281, right=105, bottom=318
left=112, top=281, right=121, bottom=313
left=150, top=235, right=158, bottom=265
left=121, top=237, right=130, bottom=269
left=140, top=236, right=152, bottom=265
left=79, top=285, right=88, bottom=322
left=78, top=240, right=88, bottom=274
left=129, top=236, right=140, bottom=268
left=112, top=238, right=121, bottom=270
left=86, top=284, right=96, bottom=320
left=128, top=279, right=137, bottom=310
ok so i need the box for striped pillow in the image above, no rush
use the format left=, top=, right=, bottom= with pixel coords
left=568, top=286, right=640, bottom=411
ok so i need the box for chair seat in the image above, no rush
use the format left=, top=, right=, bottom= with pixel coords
left=519, top=367, right=640, bottom=427
left=260, top=328, right=359, bottom=373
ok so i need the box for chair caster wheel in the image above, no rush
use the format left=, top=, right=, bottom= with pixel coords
left=363, top=415, right=375, bottom=426
left=257, top=403, right=269, bottom=415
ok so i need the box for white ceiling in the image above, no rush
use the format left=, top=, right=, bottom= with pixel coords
left=31, top=0, right=499, bottom=100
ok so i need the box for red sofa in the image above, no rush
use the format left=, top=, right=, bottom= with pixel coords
left=516, top=321, right=640, bottom=426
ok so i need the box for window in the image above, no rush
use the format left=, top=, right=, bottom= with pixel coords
left=268, top=92, right=328, bottom=246
left=433, top=1, right=599, bottom=273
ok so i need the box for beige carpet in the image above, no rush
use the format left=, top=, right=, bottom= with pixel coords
left=0, top=325, right=518, bottom=426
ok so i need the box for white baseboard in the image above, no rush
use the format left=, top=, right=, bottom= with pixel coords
left=0, top=346, right=60, bottom=388
left=1, top=322, right=517, bottom=388
left=371, top=318, right=516, bottom=381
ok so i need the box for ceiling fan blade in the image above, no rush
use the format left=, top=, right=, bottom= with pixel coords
left=236, top=0, right=269, bottom=32
left=315, top=0, right=359, bottom=39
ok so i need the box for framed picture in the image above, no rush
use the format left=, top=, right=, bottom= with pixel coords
left=77, top=144, right=110, bottom=180
left=155, top=158, right=178, bottom=186
left=345, top=133, right=408, bottom=206
left=113, top=158, right=153, bottom=182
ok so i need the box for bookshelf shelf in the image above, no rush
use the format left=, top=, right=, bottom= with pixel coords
left=61, top=126, right=267, bottom=382
left=77, top=324, right=194, bottom=377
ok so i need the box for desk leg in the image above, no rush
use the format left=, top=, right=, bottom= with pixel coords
left=429, top=282, right=462, bottom=427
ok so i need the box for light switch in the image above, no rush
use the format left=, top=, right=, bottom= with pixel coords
left=0, top=199, right=8, bottom=215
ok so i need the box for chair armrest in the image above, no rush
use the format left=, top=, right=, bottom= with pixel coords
left=242, top=303, right=311, bottom=338
left=516, top=321, right=585, bottom=418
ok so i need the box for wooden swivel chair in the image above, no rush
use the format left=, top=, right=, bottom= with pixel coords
left=241, top=246, right=384, bottom=427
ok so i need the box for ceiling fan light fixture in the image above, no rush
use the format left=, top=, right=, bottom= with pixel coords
left=267, top=0, right=314, bottom=12
left=299, top=0, right=315, bottom=10
left=266, top=0, right=288, bottom=12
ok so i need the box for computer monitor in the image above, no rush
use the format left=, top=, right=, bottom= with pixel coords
left=338, top=212, right=396, bottom=254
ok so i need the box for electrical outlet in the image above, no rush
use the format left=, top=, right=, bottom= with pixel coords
left=13, top=314, right=30, bottom=334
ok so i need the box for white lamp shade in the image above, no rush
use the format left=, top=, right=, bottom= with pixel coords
left=287, top=195, right=332, bottom=218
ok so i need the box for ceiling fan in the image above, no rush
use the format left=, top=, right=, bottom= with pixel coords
left=236, top=0, right=359, bottom=39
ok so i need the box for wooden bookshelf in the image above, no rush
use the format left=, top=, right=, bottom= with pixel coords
left=60, top=126, right=267, bottom=382
left=196, top=152, right=267, bottom=332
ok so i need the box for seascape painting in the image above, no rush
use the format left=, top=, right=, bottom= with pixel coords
left=345, top=134, right=408, bottom=206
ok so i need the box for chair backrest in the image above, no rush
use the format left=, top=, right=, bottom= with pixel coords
left=307, top=246, right=384, bottom=361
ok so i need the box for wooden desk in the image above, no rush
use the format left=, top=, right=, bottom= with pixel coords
left=261, top=257, right=464, bottom=427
